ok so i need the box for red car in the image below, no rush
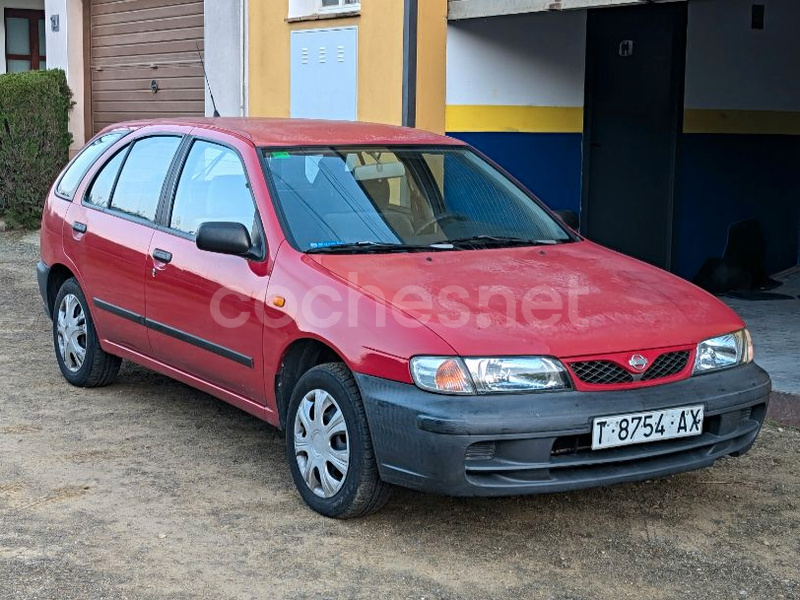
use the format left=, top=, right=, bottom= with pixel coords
left=38, top=118, right=771, bottom=518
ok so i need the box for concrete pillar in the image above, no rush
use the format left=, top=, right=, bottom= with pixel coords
left=44, top=0, right=85, bottom=150
left=205, top=0, right=246, bottom=117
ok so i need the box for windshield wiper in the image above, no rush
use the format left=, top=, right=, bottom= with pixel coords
left=307, top=236, right=571, bottom=254
left=444, top=235, right=566, bottom=248
left=306, top=241, right=439, bottom=254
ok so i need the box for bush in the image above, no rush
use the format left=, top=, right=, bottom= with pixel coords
left=0, top=69, right=73, bottom=228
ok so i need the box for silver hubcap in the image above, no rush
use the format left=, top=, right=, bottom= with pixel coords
left=57, top=294, right=87, bottom=373
left=293, top=389, right=350, bottom=498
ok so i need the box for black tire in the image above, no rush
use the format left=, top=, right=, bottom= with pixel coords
left=285, top=363, right=391, bottom=519
left=52, top=278, right=121, bottom=388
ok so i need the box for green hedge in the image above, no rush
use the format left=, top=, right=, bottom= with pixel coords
left=0, top=69, right=73, bottom=228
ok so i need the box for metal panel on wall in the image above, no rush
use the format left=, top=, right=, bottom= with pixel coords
left=290, top=27, right=358, bottom=121
left=89, top=0, right=205, bottom=134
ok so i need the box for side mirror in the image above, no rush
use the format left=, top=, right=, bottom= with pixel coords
left=554, top=209, right=580, bottom=231
left=196, top=222, right=252, bottom=256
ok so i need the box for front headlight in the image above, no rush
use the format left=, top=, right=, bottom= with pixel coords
left=410, top=356, right=570, bottom=394
left=693, top=329, right=753, bottom=375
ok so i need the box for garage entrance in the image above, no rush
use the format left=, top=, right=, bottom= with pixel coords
left=581, top=2, right=687, bottom=270
left=88, top=0, right=205, bottom=135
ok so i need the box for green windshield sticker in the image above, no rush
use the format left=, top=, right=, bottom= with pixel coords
left=271, top=151, right=291, bottom=159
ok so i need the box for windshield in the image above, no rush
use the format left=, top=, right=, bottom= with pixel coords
left=262, top=146, right=573, bottom=253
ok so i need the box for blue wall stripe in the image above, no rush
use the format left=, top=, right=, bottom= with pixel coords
left=447, top=132, right=583, bottom=214
left=450, top=130, right=799, bottom=280
left=676, top=134, right=800, bottom=280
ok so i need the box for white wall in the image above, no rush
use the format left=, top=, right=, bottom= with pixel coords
left=205, top=0, right=245, bottom=116
left=289, top=0, right=316, bottom=19
left=43, top=0, right=84, bottom=149
left=685, top=0, right=800, bottom=111
left=42, top=0, right=64, bottom=71
left=0, top=0, right=45, bottom=75
left=446, top=10, right=587, bottom=107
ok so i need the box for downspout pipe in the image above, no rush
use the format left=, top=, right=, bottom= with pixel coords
left=402, top=0, right=419, bottom=128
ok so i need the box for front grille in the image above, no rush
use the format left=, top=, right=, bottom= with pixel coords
left=570, top=360, right=634, bottom=385
left=569, top=350, right=691, bottom=386
left=642, top=351, right=690, bottom=380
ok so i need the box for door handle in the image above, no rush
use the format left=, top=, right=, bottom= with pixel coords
left=152, top=249, right=173, bottom=264
left=72, top=221, right=87, bottom=234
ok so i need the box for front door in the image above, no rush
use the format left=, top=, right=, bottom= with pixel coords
left=581, top=3, right=687, bottom=270
left=145, top=137, right=269, bottom=403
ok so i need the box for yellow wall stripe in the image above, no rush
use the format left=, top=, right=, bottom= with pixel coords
left=445, top=105, right=584, bottom=133
left=683, top=109, right=800, bottom=135
left=446, top=106, right=800, bottom=135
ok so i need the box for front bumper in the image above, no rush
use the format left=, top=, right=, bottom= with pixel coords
left=356, top=363, right=771, bottom=496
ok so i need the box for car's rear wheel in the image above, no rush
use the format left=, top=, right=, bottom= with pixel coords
left=286, top=363, right=391, bottom=518
left=53, top=278, right=121, bottom=387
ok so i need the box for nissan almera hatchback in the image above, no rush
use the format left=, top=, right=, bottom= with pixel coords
left=38, top=118, right=771, bottom=518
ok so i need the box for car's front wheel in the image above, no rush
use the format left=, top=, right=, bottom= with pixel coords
left=52, top=278, right=121, bottom=387
left=286, top=363, right=391, bottom=518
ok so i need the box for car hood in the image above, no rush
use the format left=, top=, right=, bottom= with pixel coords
left=308, top=241, right=744, bottom=358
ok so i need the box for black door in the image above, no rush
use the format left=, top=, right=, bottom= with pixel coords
left=581, top=3, right=687, bottom=270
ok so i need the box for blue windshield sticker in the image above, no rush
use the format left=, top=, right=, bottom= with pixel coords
left=309, top=241, right=343, bottom=249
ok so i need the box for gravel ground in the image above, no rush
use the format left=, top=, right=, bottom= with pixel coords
left=1, top=230, right=798, bottom=600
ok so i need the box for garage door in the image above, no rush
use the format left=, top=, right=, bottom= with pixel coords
left=89, top=0, right=205, bottom=135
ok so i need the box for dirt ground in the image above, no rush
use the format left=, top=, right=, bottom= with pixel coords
left=1, top=230, right=798, bottom=600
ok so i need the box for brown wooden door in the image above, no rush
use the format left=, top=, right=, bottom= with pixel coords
left=89, top=0, right=205, bottom=134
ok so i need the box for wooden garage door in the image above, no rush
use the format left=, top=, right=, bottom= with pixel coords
left=89, top=0, right=205, bottom=134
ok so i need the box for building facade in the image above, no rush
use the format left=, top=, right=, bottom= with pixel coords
left=8, top=0, right=797, bottom=280
left=248, top=0, right=447, bottom=132
left=245, top=0, right=799, bottom=280
left=8, top=0, right=245, bottom=155
left=444, top=0, right=800, bottom=280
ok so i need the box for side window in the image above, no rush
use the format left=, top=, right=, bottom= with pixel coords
left=170, top=141, right=257, bottom=237
left=85, top=149, right=127, bottom=208
left=110, top=136, right=182, bottom=222
left=56, top=130, right=128, bottom=199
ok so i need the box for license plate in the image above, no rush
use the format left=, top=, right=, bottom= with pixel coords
left=592, top=405, right=704, bottom=450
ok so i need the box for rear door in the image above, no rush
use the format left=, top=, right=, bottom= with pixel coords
left=65, top=131, right=186, bottom=354
left=144, top=135, right=269, bottom=403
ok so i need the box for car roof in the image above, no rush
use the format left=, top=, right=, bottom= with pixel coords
left=102, top=117, right=466, bottom=148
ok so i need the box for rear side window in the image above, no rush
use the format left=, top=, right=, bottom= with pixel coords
left=56, top=130, right=128, bottom=199
left=85, top=150, right=126, bottom=208
left=109, top=136, right=182, bottom=222
left=169, top=140, right=257, bottom=237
